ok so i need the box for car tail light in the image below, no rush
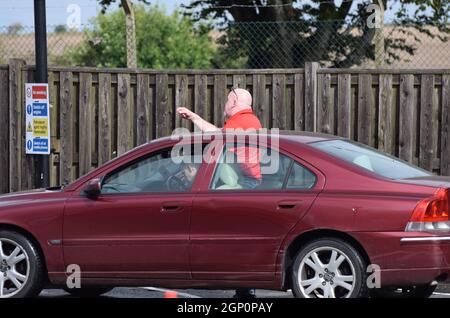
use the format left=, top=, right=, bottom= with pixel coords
left=405, top=188, right=450, bottom=232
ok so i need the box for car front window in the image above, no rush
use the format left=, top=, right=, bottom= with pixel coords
left=310, top=140, right=432, bottom=180
left=101, top=148, right=201, bottom=194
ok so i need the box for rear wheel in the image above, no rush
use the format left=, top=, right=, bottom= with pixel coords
left=63, top=287, right=114, bottom=297
left=0, top=230, right=44, bottom=298
left=291, top=238, right=368, bottom=298
left=370, top=285, right=437, bottom=298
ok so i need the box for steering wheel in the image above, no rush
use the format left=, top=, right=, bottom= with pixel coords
left=166, top=174, right=186, bottom=192
left=157, top=164, right=171, bottom=180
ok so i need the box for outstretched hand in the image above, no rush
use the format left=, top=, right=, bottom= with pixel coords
left=177, top=107, right=197, bottom=120
left=176, top=107, right=219, bottom=132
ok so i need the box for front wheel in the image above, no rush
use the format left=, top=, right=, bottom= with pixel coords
left=291, top=238, right=368, bottom=298
left=0, top=230, right=44, bottom=298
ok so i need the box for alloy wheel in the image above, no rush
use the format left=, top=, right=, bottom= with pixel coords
left=0, top=238, right=30, bottom=298
left=298, top=246, right=356, bottom=298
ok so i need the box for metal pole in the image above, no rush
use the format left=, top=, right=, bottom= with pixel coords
left=34, top=0, right=50, bottom=188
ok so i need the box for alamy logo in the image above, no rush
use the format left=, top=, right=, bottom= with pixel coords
left=66, top=4, right=81, bottom=30
left=66, top=264, right=81, bottom=289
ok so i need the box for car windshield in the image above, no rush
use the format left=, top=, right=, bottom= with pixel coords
left=310, top=139, right=432, bottom=180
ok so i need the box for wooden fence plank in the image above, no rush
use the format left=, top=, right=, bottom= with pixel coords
left=272, top=74, right=286, bottom=129
left=294, top=73, right=304, bottom=131
left=48, top=71, right=59, bottom=187
left=304, top=62, right=319, bottom=131
left=136, top=74, right=150, bottom=145
left=378, top=74, right=394, bottom=154
left=233, top=75, right=246, bottom=88
left=0, top=69, right=9, bottom=193
left=59, top=71, right=73, bottom=186
left=252, top=74, right=268, bottom=128
left=78, top=72, right=92, bottom=175
left=399, top=74, right=414, bottom=162
left=8, top=59, right=25, bottom=192
left=155, top=74, right=170, bottom=138
left=419, top=74, right=435, bottom=170
left=441, top=74, right=450, bottom=175
left=175, top=74, right=189, bottom=129
left=117, top=73, right=131, bottom=155
left=357, top=74, right=373, bottom=146
left=337, top=74, right=351, bottom=138
left=318, top=73, right=333, bottom=134
left=194, top=74, right=207, bottom=123
left=98, top=73, right=112, bottom=165
left=213, top=75, right=227, bottom=127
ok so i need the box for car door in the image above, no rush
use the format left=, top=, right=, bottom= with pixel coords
left=63, top=146, right=204, bottom=279
left=189, top=142, right=324, bottom=281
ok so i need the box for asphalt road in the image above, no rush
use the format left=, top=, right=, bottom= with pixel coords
left=38, top=285, right=450, bottom=298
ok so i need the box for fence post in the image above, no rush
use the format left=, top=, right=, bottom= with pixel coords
left=8, top=59, right=26, bottom=193
left=304, top=62, right=319, bottom=132
left=0, top=67, right=9, bottom=194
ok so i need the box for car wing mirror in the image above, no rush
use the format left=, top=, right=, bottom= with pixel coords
left=83, top=178, right=102, bottom=198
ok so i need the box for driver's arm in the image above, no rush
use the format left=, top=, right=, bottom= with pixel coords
left=177, top=107, right=220, bottom=132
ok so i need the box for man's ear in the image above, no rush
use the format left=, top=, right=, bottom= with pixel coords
left=232, top=97, right=238, bottom=109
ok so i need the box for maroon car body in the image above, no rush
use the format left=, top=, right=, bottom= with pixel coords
left=1, top=131, right=450, bottom=297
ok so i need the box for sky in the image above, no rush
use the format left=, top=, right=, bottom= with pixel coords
left=0, top=0, right=426, bottom=28
left=0, top=0, right=189, bottom=27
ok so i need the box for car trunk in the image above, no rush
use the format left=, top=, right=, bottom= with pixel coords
left=393, top=175, right=450, bottom=189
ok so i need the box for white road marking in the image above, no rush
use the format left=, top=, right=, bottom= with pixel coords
left=140, top=287, right=201, bottom=298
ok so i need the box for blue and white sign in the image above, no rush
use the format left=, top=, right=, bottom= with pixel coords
left=25, top=83, right=50, bottom=155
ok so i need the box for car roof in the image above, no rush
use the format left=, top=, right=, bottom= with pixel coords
left=275, top=130, right=344, bottom=144
left=153, top=130, right=344, bottom=145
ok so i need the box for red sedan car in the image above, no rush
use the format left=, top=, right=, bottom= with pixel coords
left=0, top=131, right=449, bottom=298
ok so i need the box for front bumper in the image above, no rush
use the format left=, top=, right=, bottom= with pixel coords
left=351, top=231, right=450, bottom=287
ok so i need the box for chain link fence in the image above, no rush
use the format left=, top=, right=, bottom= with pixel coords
left=0, top=25, right=88, bottom=66
left=0, top=21, right=449, bottom=68
left=218, top=21, right=450, bottom=69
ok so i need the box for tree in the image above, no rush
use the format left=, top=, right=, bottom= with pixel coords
left=96, top=0, right=150, bottom=13
left=184, top=0, right=450, bottom=68
left=7, top=22, right=24, bottom=36
left=54, top=25, right=68, bottom=33
left=61, top=5, right=215, bottom=68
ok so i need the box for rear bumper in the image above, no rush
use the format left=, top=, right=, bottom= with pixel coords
left=351, top=231, right=450, bottom=287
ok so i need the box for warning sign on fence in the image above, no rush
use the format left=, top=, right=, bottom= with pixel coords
left=25, top=83, right=50, bottom=155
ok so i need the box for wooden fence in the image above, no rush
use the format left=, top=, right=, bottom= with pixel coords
left=0, top=59, right=449, bottom=193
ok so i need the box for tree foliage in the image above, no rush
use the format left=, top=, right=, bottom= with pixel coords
left=62, top=5, right=216, bottom=69
left=184, top=0, right=450, bottom=68
left=96, top=0, right=151, bottom=13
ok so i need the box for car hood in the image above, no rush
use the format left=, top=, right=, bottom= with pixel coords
left=0, top=187, right=64, bottom=207
left=394, top=175, right=450, bottom=189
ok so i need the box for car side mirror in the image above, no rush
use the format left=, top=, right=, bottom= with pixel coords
left=83, top=179, right=102, bottom=198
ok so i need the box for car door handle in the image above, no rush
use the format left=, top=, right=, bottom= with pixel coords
left=277, top=201, right=301, bottom=210
left=160, top=201, right=187, bottom=213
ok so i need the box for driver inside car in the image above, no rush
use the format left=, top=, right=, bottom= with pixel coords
left=166, top=161, right=200, bottom=192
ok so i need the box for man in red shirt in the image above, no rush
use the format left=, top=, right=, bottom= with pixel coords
left=177, top=89, right=261, bottom=298
left=177, top=88, right=262, bottom=188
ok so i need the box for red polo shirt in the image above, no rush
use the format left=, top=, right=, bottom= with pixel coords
left=222, top=109, right=262, bottom=180
left=223, top=109, right=262, bottom=131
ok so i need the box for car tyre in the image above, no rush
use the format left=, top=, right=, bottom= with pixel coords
left=291, top=238, right=368, bottom=298
left=0, top=230, right=45, bottom=298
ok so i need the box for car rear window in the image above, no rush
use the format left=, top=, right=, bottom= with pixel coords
left=310, top=139, right=432, bottom=179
